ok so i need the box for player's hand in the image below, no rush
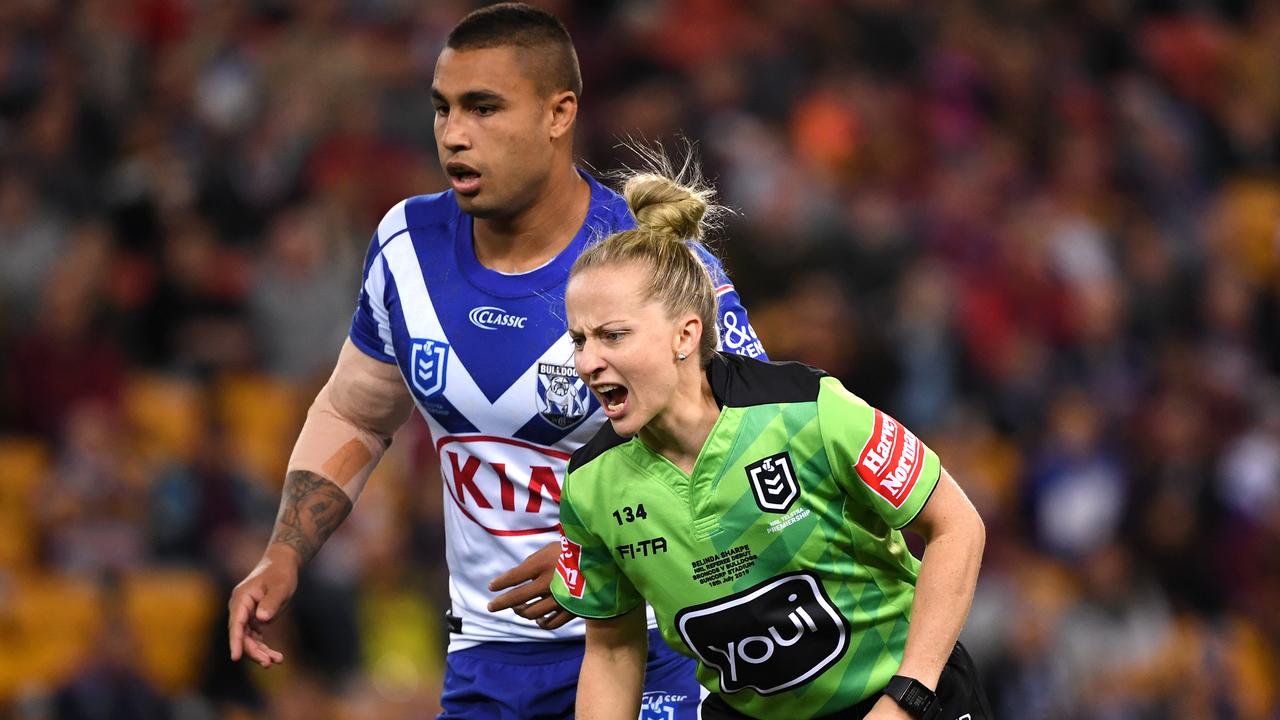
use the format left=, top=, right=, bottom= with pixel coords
left=487, top=541, right=574, bottom=630
left=865, top=694, right=912, bottom=720
left=228, top=545, right=299, bottom=668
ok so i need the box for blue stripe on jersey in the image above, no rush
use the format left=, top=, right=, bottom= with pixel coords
left=351, top=232, right=395, bottom=363
left=349, top=305, right=389, bottom=362
left=381, top=270, right=480, bottom=434
left=511, top=404, right=594, bottom=446
left=414, top=393, right=480, bottom=434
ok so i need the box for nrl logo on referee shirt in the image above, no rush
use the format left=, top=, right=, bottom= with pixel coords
left=744, top=452, right=799, bottom=514
left=468, top=305, right=528, bottom=330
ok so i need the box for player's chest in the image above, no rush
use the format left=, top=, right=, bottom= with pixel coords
left=389, top=309, right=602, bottom=442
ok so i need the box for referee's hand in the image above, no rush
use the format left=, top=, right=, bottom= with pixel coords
left=487, top=541, right=574, bottom=629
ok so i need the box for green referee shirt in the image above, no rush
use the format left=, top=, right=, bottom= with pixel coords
left=550, top=353, right=943, bottom=719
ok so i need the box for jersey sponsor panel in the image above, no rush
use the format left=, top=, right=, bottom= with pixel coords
left=468, top=305, right=528, bottom=330
left=816, top=375, right=940, bottom=528
left=718, top=305, right=764, bottom=358
left=437, top=434, right=568, bottom=536
left=676, top=571, right=849, bottom=696
left=854, top=409, right=926, bottom=509
left=556, top=536, right=585, bottom=598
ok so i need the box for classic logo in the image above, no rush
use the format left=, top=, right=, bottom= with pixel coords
left=854, top=410, right=925, bottom=508
left=410, top=338, right=449, bottom=398
left=676, top=571, right=849, bottom=695
left=744, top=452, right=799, bottom=514
left=536, top=362, right=590, bottom=429
left=556, top=535, right=585, bottom=598
left=436, top=435, right=569, bottom=536
left=640, top=691, right=689, bottom=720
left=468, top=305, right=528, bottom=331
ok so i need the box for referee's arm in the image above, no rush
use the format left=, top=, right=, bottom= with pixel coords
left=576, top=606, right=648, bottom=720
left=892, top=468, right=986, bottom=690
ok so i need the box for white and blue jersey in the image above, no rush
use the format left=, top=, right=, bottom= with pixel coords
left=349, top=171, right=766, bottom=653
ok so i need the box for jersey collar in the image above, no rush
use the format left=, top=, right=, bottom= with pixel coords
left=454, top=169, right=627, bottom=298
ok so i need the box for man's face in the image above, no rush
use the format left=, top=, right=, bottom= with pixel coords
left=432, top=46, right=558, bottom=219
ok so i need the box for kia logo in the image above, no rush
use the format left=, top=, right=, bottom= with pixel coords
left=469, top=306, right=528, bottom=330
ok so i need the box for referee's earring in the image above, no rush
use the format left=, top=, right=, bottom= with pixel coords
left=678, top=352, right=688, bottom=361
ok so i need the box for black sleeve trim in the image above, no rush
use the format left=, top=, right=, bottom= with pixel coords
left=892, top=469, right=942, bottom=531
left=560, top=600, right=644, bottom=620
left=707, top=352, right=827, bottom=407
left=568, top=422, right=630, bottom=473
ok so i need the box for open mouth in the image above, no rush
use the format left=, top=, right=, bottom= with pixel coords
left=446, top=162, right=481, bottom=194
left=595, top=384, right=629, bottom=415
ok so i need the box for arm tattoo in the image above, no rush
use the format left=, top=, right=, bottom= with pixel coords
left=268, top=470, right=353, bottom=565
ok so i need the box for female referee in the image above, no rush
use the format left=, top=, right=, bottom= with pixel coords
left=549, top=153, right=993, bottom=720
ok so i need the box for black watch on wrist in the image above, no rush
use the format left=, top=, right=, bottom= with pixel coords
left=882, top=675, right=941, bottom=720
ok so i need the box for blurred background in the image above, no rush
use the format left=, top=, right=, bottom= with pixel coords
left=0, top=0, right=1277, bottom=718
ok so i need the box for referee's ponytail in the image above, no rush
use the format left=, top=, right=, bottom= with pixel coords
left=572, top=141, right=725, bottom=365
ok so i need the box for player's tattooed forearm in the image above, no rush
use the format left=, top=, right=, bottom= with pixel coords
left=268, top=470, right=353, bottom=564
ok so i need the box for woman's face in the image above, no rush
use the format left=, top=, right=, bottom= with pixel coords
left=566, top=263, right=686, bottom=437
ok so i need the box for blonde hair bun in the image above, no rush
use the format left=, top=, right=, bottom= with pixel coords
left=624, top=173, right=708, bottom=241
left=569, top=139, right=726, bottom=365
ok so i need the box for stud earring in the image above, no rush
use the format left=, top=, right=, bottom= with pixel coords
left=678, top=352, right=687, bottom=361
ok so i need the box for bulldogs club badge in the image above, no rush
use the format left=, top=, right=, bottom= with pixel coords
left=537, top=362, right=590, bottom=429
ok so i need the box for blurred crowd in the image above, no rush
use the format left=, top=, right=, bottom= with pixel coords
left=1, top=1, right=1277, bottom=718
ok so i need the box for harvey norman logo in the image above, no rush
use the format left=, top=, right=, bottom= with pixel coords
left=468, top=306, right=528, bottom=330
left=854, top=409, right=925, bottom=508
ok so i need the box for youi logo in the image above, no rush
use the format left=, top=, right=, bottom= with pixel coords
left=468, top=306, right=528, bottom=331
left=676, top=571, right=849, bottom=695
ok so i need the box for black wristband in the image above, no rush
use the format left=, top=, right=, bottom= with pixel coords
left=882, top=675, right=941, bottom=720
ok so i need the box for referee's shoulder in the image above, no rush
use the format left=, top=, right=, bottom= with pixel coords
left=710, top=352, right=828, bottom=408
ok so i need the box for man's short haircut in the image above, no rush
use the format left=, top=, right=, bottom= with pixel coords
left=447, top=3, right=583, bottom=98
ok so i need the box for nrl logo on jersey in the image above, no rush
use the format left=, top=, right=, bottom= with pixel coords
left=744, top=451, right=800, bottom=514
left=536, top=362, right=590, bottom=429
left=410, top=338, right=450, bottom=398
